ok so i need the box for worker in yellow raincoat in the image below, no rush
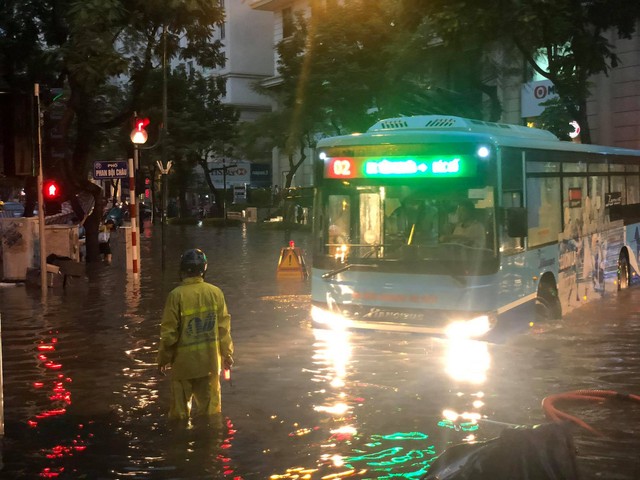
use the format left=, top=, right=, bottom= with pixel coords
left=158, top=248, right=234, bottom=422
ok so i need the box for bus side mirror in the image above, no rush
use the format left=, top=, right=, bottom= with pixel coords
left=505, top=207, right=528, bottom=238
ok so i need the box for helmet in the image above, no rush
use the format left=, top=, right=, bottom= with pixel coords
left=180, top=248, right=208, bottom=277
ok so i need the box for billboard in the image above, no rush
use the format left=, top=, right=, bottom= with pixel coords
left=250, top=163, right=272, bottom=187
left=208, top=161, right=272, bottom=189
left=521, top=79, right=558, bottom=118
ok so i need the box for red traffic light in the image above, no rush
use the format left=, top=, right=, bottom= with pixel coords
left=131, top=117, right=150, bottom=144
left=43, top=179, right=61, bottom=200
left=135, top=117, right=150, bottom=131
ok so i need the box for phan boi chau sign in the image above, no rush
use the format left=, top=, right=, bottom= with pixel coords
left=93, top=161, right=129, bottom=180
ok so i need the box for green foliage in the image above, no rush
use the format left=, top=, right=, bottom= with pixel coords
left=401, top=0, right=640, bottom=143
left=536, top=99, right=574, bottom=141
left=244, top=0, right=429, bottom=188
left=273, top=1, right=409, bottom=137
left=248, top=188, right=272, bottom=207
left=240, top=0, right=508, bottom=186
left=140, top=66, right=240, bottom=217
left=1, top=0, right=227, bottom=178
left=0, top=0, right=229, bottom=261
left=139, top=66, right=238, bottom=163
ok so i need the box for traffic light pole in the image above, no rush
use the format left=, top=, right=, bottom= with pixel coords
left=156, top=160, right=173, bottom=272
left=210, top=161, right=234, bottom=223
left=35, top=84, right=47, bottom=296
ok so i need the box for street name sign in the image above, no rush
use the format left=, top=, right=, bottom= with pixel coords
left=93, top=161, right=129, bottom=179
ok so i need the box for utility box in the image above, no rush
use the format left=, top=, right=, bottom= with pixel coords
left=45, top=225, right=81, bottom=261
left=1, top=217, right=39, bottom=281
left=245, top=207, right=258, bottom=223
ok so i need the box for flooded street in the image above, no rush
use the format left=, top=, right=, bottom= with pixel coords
left=1, top=223, right=640, bottom=479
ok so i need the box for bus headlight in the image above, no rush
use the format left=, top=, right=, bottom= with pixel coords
left=445, top=315, right=494, bottom=339
left=311, top=305, right=349, bottom=330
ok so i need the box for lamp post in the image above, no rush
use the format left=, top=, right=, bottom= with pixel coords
left=160, top=24, right=170, bottom=272
left=156, top=160, right=172, bottom=272
left=129, top=119, right=148, bottom=275
left=210, top=160, right=235, bottom=224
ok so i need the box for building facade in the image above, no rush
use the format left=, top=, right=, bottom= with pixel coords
left=216, top=0, right=274, bottom=123
left=496, top=31, right=640, bottom=150
left=249, top=0, right=315, bottom=189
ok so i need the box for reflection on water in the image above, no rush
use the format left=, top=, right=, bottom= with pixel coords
left=2, top=224, right=640, bottom=478
left=31, top=333, right=87, bottom=479
left=1, top=224, right=304, bottom=479
left=312, top=327, right=352, bottom=390
left=443, top=339, right=491, bottom=384
left=272, top=326, right=439, bottom=479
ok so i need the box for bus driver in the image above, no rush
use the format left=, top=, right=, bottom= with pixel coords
left=440, top=200, right=486, bottom=249
left=387, top=194, right=437, bottom=246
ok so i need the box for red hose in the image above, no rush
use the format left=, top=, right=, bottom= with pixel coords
left=542, top=389, right=640, bottom=436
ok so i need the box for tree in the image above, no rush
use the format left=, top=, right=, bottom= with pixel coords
left=243, top=0, right=506, bottom=190
left=249, top=10, right=324, bottom=190
left=137, top=66, right=238, bottom=218
left=0, top=0, right=226, bottom=261
left=248, top=1, right=412, bottom=189
left=402, top=0, right=640, bottom=143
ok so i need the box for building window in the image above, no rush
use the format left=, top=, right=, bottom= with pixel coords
left=526, top=176, right=561, bottom=247
left=282, top=7, right=294, bottom=39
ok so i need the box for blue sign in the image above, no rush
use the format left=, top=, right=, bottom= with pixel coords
left=93, top=161, right=129, bottom=179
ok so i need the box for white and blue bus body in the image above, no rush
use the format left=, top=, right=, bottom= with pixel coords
left=310, top=116, right=640, bottom=338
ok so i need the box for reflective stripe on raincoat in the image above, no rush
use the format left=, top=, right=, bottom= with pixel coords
left=158, top=277, right=233, bottom=380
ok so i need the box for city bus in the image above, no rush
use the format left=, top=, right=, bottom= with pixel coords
left=310, top=115, right=640, bottom=338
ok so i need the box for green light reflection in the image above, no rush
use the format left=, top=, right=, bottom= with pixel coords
left=437, top=418, right=479, bottom=432
left=344, top=432, right=437, bottom=479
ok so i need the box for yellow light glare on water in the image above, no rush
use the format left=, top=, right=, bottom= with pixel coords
left=444, top=339, right=491, bottom=384
left=314, top=402, right=350, bottom=415
left=330, top=425, right=357, bottom=436
left=442, top=409, right=458, bottom=421
left=313, top=326, right=352, bottom=386
left=442, top=409, right=482, bottom=423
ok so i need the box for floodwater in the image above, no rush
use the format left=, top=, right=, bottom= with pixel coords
left=1, top=223, right=640, bottom=479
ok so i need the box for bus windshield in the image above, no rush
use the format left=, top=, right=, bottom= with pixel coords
left=314, top=183, right=498, bottom=276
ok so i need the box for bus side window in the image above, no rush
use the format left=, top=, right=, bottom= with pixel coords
left=501, top=191, right=524, bottom=253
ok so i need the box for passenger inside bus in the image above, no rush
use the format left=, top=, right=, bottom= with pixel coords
left=440, top=199, right=487, bottom=248
left=326, top=195, right=351, bottom=259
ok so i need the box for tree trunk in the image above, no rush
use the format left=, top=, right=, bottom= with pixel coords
left=179, top=188, right=189, bottom=218
left=198, top=157, right=223, bottom=218
left=575, top=101, right=591, bottom=145
left=67, top=89, right=104, bottom=262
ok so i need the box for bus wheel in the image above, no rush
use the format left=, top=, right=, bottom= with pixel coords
left=536, top=283, right=561, bottom=321
left=618, top=253, right=630, bottom=290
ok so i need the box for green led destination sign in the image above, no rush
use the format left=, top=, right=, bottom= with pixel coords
left=324, top=155, right=477, bottom=179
